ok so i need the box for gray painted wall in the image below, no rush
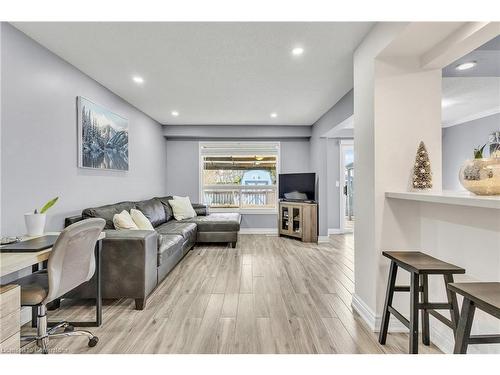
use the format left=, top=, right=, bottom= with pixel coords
left=310, top=90, right=354, bottom=235
left=165, top=138, right=311, bottom=229
left=442, top=113, right=500, bottom=191
left=0, top=23, right=168, bottom=235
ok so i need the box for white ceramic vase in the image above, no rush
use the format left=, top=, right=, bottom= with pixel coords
left=24, top=213, right=46, bottom=236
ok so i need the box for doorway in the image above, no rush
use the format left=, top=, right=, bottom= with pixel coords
left=340, top=141, right=354, bottom=233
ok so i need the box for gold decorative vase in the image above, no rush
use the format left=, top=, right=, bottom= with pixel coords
left=459, top=158, right=500, bottom=195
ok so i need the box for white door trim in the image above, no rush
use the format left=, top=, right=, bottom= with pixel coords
left=339, top=140, right=354, bottom=234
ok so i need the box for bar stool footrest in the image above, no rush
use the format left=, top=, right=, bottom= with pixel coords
left=388, top=306, right=410, bottom=328
left=394, top=285, right=424, bottom=292
left=419, top=303, right=452, bottom=310
left=467, top=334, right=500, bottom=345
left=428, top=309, right=455, bottom=330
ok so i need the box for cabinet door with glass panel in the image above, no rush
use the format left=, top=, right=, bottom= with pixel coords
left=290, top=206, right=302, bottom=237
left=280, top=205, right=290, bottom=233
left=280, top=204, right=302, bottom=237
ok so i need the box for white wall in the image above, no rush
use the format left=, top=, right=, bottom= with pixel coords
left=443, top=113, right=500, bottom=191
left=0, top=23, right=168, bottom=235
left=165, top=138, right=311, bottom=229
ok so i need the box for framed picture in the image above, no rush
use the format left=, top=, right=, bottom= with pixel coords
left=77, top=96, right=129, bottom=171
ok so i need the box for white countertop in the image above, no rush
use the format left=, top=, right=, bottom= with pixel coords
left=385, top=190, right=500, bottom=209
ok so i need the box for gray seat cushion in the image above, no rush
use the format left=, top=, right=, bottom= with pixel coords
left=155, top=221, right=197, bottom=241
left=136, top=198, right=167, bottom=227
left=17, top=271, right=49, bottom=306
left=157, top=234, right=183, bottom=266
left=83, top=201, right=136, bottom=229
left=182, top=213, right=241, bottom=232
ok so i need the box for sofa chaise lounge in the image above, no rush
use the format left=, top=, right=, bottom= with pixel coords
left=64, top=196, right=241, bottom=309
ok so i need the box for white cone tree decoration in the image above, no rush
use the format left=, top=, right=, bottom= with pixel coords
left=413, top=141, right=432, bottom=190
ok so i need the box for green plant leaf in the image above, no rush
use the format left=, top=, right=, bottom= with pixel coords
left=40, top=197, right=59, bottom=214
left=474, top=144, right=486, bottom=159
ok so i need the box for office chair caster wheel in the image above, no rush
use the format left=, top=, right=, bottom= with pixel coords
left=64, top=325, right=74, bottom=332
left=88, top=336, right=99, bottom=347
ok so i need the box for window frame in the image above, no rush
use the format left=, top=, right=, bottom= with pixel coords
left=198, top=141, right=280, bottom=214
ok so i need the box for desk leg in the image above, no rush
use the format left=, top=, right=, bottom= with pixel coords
left=95, top=240, right=102, bottom=326
left=31, top=263, right=40, bottom=327
left=47, top=239, right=103, bottom=328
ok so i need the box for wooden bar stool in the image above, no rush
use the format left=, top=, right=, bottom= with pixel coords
left=447, top=282, right=500, bottom=354
left=379, top=251, right=465, bottom=354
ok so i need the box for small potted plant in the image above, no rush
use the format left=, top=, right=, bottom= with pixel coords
left=24, top=197, right=59, bottom=236
left=459, top=140, right=500, bottom=195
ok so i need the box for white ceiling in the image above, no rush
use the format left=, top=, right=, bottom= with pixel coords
left=442, top=77, right=500, bottom=127
left=12, top=22, right=373, bottom=126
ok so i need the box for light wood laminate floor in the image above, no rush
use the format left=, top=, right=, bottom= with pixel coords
left=22, top=234, right=441, bottom=354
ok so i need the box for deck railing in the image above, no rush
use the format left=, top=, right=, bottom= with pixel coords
left=203, top=185, right=276, bottom=209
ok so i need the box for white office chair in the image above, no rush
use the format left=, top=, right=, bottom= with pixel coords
left=18, top=218, right=105, bottom=354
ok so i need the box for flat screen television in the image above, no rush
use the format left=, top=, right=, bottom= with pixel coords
left=279, top=173, right=316, bottom=201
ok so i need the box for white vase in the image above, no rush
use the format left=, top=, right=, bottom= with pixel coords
left=24, top=213, right=46, bottom=236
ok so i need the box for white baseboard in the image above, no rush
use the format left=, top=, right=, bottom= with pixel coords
left=318, top=236, right=330, bottom=243
left=351, top=294, right=487, bottom=354
left=239, top=228, right=278, bottom=235
left=328, top=228, right=343, bottom=235
left=351, top=293, right=408, bottom=333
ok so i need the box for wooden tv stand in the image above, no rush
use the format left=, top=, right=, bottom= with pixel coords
left=278, top=201, right=318, bottom=243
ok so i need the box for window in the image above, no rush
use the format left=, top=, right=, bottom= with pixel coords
left=199, top=142, right=280, bottom=212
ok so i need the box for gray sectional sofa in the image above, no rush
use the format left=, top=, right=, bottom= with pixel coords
left=64, top=196, right=241, bottom=309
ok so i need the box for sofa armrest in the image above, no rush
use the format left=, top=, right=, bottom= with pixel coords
left=192, top=203, right=209, bottom=216
left=100, top=230, right=158, bottom=300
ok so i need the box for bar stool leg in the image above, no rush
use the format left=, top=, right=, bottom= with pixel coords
left=444, top=274, right=460, bottom=335
left=420, top=274, right=430, bottom=346
left=454, top=298, right=475, bottom=354
left=409, top=272, right=420, bottom=354
left=379, top=261, right=398, bottom=345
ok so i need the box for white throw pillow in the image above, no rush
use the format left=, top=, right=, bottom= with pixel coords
left=130, top=209, right=155, bottom=230
left=168, top=196, right=197, bottom=220
left=113, top=210, right=139, bottom=230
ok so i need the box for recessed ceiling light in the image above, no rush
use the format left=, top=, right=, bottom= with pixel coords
left=171, top=110, right=179, bottom=117
left=132, top=76, right=144, bottom=84
left=270, top=112, right=278, bottom=118
left=292, top=47, right=304, bottom=56
left=455, top=61, right=477, bottom=71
